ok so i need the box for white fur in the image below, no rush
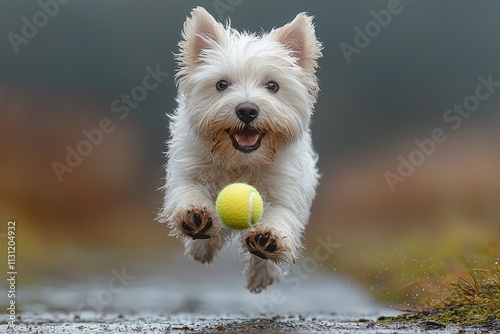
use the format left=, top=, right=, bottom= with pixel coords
left=158, top=7, right=322, bottom=292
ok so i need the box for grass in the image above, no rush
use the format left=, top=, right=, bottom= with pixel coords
left=380, top=246, right=500, bottom=328
left=316, top=217, right=495, bottom=304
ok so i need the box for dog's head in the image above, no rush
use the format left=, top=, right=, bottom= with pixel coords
left=175, top=7, right=322, bottom=167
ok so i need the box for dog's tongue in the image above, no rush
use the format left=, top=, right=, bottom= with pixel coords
left=235, top=129, right=260, bottom=147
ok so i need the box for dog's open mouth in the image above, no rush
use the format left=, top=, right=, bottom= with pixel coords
left=226, top=128, right=266, bottom=153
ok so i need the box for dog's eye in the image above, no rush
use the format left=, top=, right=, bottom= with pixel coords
left=265, top=81, right=279, bottom=93
left=216, top=80, right=229, bottom=91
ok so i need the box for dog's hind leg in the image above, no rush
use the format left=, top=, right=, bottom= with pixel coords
left=244, top=253, right=284, bottom=293
left=181, top=223, right=233, bottom=264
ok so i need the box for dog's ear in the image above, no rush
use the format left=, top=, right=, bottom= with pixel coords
left=270, top=13, right=323, bottom=71
left=178, top=7, right=226, bottom=67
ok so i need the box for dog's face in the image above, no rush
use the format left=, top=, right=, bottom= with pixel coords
left=175, top=7, right=322, bottom=167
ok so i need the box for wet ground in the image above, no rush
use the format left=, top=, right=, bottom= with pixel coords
left=2, top=310, right=465, bottom=333
left=0, top=246, right=471, bottom=333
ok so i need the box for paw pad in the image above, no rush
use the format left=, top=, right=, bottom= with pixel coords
left=178, top=208, right=214, bottom=240
left=245, top=232, right=278, bottom=260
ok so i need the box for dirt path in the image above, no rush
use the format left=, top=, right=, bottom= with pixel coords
left=2, top=311, right=461, bottom=334
left=0, top=248, right=444, bottom=333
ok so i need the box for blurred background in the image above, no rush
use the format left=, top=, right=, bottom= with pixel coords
left=0, top=0, right=499, bottom=314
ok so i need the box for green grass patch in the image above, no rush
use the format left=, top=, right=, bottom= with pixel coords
left=380, top=247, right=500, bottom=329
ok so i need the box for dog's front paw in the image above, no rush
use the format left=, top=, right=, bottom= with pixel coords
left=245, top=232, right=277, bottom=260
left=173, top=207, right=219, bottom=240
left=243, top=226, right=295, bottom=266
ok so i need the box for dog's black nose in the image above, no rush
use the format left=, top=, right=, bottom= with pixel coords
left=235, top=102, right=259, bottom=124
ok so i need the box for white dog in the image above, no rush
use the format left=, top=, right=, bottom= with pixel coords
left=159, top=7, right=322, bottom=293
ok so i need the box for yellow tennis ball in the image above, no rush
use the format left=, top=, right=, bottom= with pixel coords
left=216, top=183, right=263, bottom=230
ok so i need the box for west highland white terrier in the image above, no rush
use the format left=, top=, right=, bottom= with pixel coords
left=159, top=7, right=323, bottom=292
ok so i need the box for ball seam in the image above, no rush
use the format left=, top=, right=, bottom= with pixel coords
left=249, top=191, right=255, bottom=225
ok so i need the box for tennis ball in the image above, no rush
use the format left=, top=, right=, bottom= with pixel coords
left=216, top=183, right=263, bottom=230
